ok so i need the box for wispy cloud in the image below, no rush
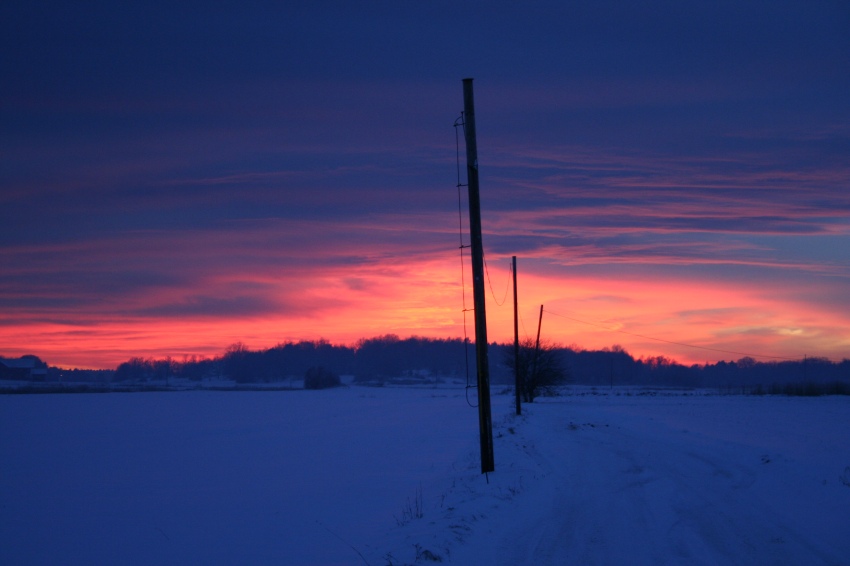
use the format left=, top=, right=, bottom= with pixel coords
left=2, top=1, right=848, bottom=367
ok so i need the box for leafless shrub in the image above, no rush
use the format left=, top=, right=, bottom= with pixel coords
left=394, top=485, right=424, bottom=526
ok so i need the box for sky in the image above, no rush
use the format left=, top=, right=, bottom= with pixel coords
left=1, top=1, right=849, bottom=369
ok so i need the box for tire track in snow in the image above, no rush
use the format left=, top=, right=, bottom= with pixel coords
left=495, top=403, right=845, bottom=566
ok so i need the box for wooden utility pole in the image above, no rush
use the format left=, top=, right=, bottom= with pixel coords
left=463, top=78, right=494, bottom=474
left=513, top=256, right=521, bottom=415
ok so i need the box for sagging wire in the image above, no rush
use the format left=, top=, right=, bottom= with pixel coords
left=519, top=305, right=531, bottom=343
left=455, top=113, right=477, bottom=408
left=483, top=253, right=511, bottom=307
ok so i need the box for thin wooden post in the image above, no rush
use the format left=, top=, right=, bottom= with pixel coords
left=462, top=78, right=494, bottom=474
left=531, top=304, right=543, bottom=400
left=513, top=256, right=521, bottom=415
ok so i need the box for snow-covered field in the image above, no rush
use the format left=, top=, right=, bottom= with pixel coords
left=2, top=386, right=849, bottom=565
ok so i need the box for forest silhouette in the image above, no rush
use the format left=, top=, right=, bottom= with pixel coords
left=5, top=335, right=848, bottom=394
left=103, top=335, right=850, bottom=393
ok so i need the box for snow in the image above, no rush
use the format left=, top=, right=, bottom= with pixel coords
left=2, top=387, right=849, bottom=565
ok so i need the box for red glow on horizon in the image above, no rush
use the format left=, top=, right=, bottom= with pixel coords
left=2, top=256, right=848, bottom=369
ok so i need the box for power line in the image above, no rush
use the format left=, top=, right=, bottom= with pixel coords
left=454, top=113, right=477, bottom=407
left=543, top=308, right=800, bottom=361
left=483, top=254, right=511, bottom=307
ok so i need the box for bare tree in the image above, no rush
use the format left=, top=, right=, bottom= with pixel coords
left=504, top=338, right=569, bottom=402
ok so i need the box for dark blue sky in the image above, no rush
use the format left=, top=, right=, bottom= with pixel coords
left=2, top=1, right=849, bottom=368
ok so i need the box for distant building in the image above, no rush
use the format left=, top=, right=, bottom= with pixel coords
left=0, top=355, right=48, bottom=381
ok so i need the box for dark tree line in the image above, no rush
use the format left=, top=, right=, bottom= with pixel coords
left=352, top=335, right=469, bottom=382
left=549, top=348, right=850, bottom=391
left=114, top=341, right=355, bottom=384
left=219, top=340, right=355, bottom=383
left=105, top=337, right=850, bottom=392
left=112, top=336, right=470, bottom=384
left=113, top=356, right=216, bottom=383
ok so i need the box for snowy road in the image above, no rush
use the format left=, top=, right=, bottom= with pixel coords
left=428, top=394, right=850, bottom=566
left=500, top=409, right=839, bottom=564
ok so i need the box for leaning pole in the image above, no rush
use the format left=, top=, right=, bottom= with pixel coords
left=463, top=78, right=495, bottom=474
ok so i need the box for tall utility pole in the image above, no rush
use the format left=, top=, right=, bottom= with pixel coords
left=463, top=78, right=494, bottom=474
left=513, top=256, right=521, bottom=416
